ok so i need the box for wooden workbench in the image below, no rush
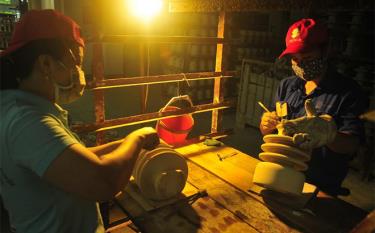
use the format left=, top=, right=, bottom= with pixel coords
left=114, top=143, right=368, bottom=233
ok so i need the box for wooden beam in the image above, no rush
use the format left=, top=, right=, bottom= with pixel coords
left=168, top=0, right=364, bottom=12
left=139, top=43, right=147, bottom=113
left=171, top=129, right=233, bottom=148
left=90, top=0, right=106, bottom=145
left=90, top=71, right=237, bottom=90
left=71, top=100, right=235, bottom=133
left=88, top=35, right=225, bottom=44
left=211, top=11, right=226, bottom=133
left=92, top=42, right=106, bottom=144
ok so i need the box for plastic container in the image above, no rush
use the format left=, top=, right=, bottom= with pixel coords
left=156, top=95, right=194, bottom=145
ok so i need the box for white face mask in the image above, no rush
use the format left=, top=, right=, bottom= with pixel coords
left=53, top=62, right=86, bottom=105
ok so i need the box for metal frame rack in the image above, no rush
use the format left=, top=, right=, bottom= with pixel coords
left=72, top=7, right=235, bottom=145
left=72, top=0, right=346, bottom=146
left=69, top=0, right=362, bottom=230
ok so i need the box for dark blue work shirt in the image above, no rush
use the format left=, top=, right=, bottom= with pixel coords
left=273, top=69, right=368, bottom=195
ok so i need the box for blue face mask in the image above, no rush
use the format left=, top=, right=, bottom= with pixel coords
left=292, top=57, right=326, bottom=81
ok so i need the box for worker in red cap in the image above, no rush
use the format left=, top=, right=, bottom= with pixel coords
left=260, top=18, right=368, bottom=196
left=0, top=10, right=159, bottom=233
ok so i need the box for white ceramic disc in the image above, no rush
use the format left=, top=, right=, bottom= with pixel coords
left=252, top=162, right=305, bottom=195
left=263, top=134, right=295, bottom=146
left=261, top=143, right=311, bottom=161
left=136, top=148, right=188, bottom=201
left=259, top=152, right=308, bottom=171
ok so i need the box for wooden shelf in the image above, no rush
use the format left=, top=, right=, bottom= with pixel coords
left=87, top=35, right=225, bottom=45
left=72, top=100, right=235, bottom=133
left=90, top=71, right=236, bottom=90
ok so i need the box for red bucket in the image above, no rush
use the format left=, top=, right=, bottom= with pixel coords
left=156, top=96, right=194, bottom=145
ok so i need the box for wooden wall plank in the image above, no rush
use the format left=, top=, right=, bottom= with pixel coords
left=211, top=11, right=226, bottom=134
left=168, top=0, right=365, bottom=12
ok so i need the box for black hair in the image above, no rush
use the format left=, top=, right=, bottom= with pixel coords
left=0, top=38, right=73, bottom=90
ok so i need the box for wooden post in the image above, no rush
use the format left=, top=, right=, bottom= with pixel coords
left=92, top=43, right=106, bottom=145
left=139, top=43, right=147, bottom=113
left=90, top=0, right=105, bottom=145
left=211, top=11, right=226, bottom=133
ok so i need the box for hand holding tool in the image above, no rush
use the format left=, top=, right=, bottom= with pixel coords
left=276, top=99, right=337, bottom=149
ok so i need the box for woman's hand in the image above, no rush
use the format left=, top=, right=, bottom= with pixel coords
left=132, top=127, right=160, bottom=150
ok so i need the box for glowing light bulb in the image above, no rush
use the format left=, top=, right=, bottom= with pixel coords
left=127, top=0, right=163, bottom=21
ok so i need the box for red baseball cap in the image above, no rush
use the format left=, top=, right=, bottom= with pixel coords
left=1, top=9, right=84, bottom=57
left=279, top=18, right=328, bottom=58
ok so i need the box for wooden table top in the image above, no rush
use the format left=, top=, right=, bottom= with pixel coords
left=115, top=142, right=368, bottom=233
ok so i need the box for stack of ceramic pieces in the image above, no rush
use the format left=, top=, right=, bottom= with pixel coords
left=132, top=143, right=188, bottom=201
left=253, top=134, right=311, bottom=195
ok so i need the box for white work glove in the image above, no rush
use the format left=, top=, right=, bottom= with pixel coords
left=260, top=111, right=279, bottom=133
left=276, top=99, right=337, bottom=150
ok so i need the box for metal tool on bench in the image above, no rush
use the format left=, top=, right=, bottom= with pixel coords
left=217, top=151, right=238, bottom=161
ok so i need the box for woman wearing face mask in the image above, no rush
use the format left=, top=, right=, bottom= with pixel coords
left=0, top=10, right=160, bottom=233
left=259, top=18, right=369, bottom=196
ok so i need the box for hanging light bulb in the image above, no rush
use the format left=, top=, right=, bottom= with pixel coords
left=127, top=0, right=163, bottom=22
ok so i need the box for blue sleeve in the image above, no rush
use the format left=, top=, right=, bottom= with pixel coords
left=9, top=110, right=79, bottom=177
left=336, top=89, right=369, bottom=138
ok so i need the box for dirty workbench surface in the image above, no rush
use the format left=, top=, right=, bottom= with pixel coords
left=115, top=143, right=368, bottom=233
